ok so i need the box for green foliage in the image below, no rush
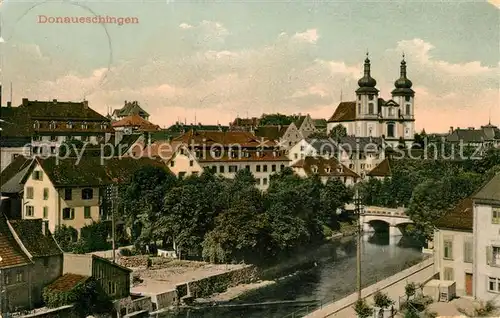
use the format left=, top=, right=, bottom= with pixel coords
left=53, top=225, right=78, bottom=252
left=353, top=298, right=372, bottom=318
left=373, top=291, right=394, bottom=308
left=405, top=282, right=416, bottom=300
left=43, top=278, right=113, bottom=316
left=328, top=124, right=347, bottom=139
left=258, top=113, right=296, bottom=126
left=77, top=221, right=111, bottom=253
left=404, top=306, right=420, bottom=318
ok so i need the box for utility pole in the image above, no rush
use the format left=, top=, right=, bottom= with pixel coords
left=111, top=185, right=117, bottom=263
left=355, top=187, right=362, bottom=300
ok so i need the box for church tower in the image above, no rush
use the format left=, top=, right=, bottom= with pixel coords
left=355, top=53, right=379, bottom=137
left=391, top=54, right=415, bottom=147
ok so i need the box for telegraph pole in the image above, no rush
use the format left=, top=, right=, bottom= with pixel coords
left=355, top=188, right=362, bottom=299
left=111, top=185, right=117, bottom=263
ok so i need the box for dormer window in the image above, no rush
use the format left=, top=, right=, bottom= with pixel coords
left=100, top=122, right=108, bottom=129
left=49, top=121, right=56, bottom=129
left=66, top=121, right=73, bottom=129
left=311, top=165, right=318, bottom=173
left=325, top=166, right=331, bottom=173
left=81, top=122, right=88, bottom=129
left=337, top=167, right=343, bottom=173
left=33, top=121, right=40, bottom=129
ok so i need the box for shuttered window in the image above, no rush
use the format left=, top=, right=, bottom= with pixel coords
left=463, top=238, right=473, bottom=263
left=444, top=238, right=453, bottom=260
left=444, top=267, right=454, bottom=281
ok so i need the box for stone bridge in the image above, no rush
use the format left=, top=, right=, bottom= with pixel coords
left=361, top=206, right=413, bottom=240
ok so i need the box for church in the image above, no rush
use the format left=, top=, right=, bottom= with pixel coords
left=327, top=54, right=415, bottom=148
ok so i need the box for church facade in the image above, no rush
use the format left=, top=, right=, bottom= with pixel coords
left=327, top=55, right=415, bottom=148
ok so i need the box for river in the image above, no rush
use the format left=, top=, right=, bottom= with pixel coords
left=160, top=233, right=424, bottom=318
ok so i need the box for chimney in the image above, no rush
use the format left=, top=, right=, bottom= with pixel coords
left=53, top=99, right=57, bottom=103
left=449, top=126, right=454, bottom=133
left=7, top=101, right=11, bottom=107
left=83, top=100, right=88, bottom=109
left=124, top=100, right=127, bottom=104
left=22, top=98, right=29, bottom=106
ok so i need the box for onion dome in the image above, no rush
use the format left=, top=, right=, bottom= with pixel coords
left=392, top=54, right=415, bottom=96
left=356, top=53, right=379, bottom=94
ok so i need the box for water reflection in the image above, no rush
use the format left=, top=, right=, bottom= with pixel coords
left=161, top=233, right=423, bottom=318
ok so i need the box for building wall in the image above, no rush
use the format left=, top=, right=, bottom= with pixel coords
left=1, top=265, right=32, bottom=312
left=23, top=165, right=59, bottom=232
left=433, top=229, right=473, bottom=297
left=282, top=124, right=303, bottom=148
left=31, top=255, right=64, bottom=306
left=474, top=203, right=500, bottom=305
left=287, top=141, right=320, bottom=164
left=199, top=160, right=289, bottom=191
left=92, top=257, right=130, bottom=300
left=57, top=187, right=102, bottom=234
left=297, top=116, right=317, bottom=138
left=168, top=150, right=203, bottom=177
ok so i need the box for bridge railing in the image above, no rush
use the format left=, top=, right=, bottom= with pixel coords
left=363, top=206, right=407, bottom=217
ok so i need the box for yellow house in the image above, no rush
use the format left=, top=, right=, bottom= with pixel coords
left=1, top=156, right=171, bottom=236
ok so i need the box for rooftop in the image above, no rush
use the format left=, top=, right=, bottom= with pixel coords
left=0, top=215, right=31, bottom=269
left=435, top=197, right=473, bottom=231
left=112, top=114, right=160, bottom=132
left=45, top=273, right=89, bottom=292
left=291, top=156, right=359, bottom=178
left=8, top=219, right=62, bottom=257
left=473, top=173, right=500, bottom=204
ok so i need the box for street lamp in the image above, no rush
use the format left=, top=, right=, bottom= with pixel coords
left=355, top=179, right=365, bottom=300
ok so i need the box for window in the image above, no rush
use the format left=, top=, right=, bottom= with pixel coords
left=178, top=172, right=186, bottom=178
left=493, top=208, right=500, bottom=224
left=50, top=135, right=58, bottom=141
left=256, top=165, right=261, bottom=172
left=81, top=122, right=88, bottom=129
left=66, top=121, right=73, bottom=129
left=108, top=281, right=116, bottom=295
left=444, top=238, right=453, bottom=260
left=64, top=188, right=72, bottom=200
left=229, top=166, right=238, bottom=173
left=311, top=165, right=318, bottom=173
left=325, top=166, right=331, bottom=173
left=81, top=188, right=93, bottom=200
left=387, top=123, right=395, bottom=138
left=84, top=206, right=91, bottom=219
left=405, top=95, right=411, bottom=102
left=358, top=103, right=361, bottom=114
left=489, top=246, right=500, bottom=267
left=16, top=271, right=24, bottom=283
left=406, top=104, right=411, bottom=116
left=33, top=120, right=40, bottom=129
left=405, top=128, right=410, bottom=136
left=51, top=147, right=57, bottom=154
left=368, top=103, right=374, bottom=114
left=272, top=165, right=276, bottom=172
left=189, top=160, right=194, bottom=167
left=32, top=171, right=43, bottom=180
left=245, top=165, right=250, bottom=171
left=368, top=94, right=374, bottom=101
left=43, top=188, right=49, bottom=200
left=368, top=127, right=373, bottom=136
left=62, top=208, right=75, bottom=220
left=388, top=107, right=394, bottom=116
left=49, top=121, right=56, bottom=129
left=358, top=95, right=361, bottom=101
left=219, top=166, right=225, bottom=173
left=170, top=160, right=175, bottom=167
left=256, top=178, right=261, bottom=185
left=300, top=146, right=305, bottom=151
left=26, top=187, right=34, bottom=199
left=280, top=164, right=285, bottom=170
left=25, top=206, right=34, bottom=217
left=294, top=153, right=298, bottom=159
left=4, top=273, right=9, bottom=285
left=192, top=171, right=199, bottom=176
left=263, top=165, right=268, bottom=172
left=443, top=267, right=454, bottom=281
left=43, top=206, right=49, bottom=219
left=488, top=277, right=500, bottom=293
left=464, top=238, right=473, bottom=263
left=263, top=178, right=268, bottom=185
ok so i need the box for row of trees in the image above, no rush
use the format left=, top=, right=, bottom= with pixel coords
left=119, top=167, right=353, bottom=264
left=360, top=148, right=500, bottom=240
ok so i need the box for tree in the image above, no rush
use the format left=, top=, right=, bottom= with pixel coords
left=121, top=165, right=177, bottom=248
left=320, top=178, right=353, bottom=229
left=53, top=225, right=78, bottom=252
left=354, top=299, right=372, bottom=318
left=259, top=113, right=295, bottom=126
left=328, top=124, right=347, bottom=139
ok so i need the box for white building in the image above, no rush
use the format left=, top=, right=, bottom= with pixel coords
left=434, top=198, right=474, bottom=297
left=291, top=156, right=359, bottom=186
left=472, top=173, right=500, bottom=305
left=327, top=54, right=415, bottom=148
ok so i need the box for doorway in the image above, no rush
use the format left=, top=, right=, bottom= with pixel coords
left=465, top=273, right=473, bottom=296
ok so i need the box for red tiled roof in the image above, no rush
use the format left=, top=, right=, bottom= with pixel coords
left=327, top=102, right=356, bottom=122
left=45, top=273, right=89, bottom=292
left=291, top=156, right=359, bottom=178
left=435, top=197, right=473, bottom=231
left=0, top=215, right=31, bottom=269
left=197, top=150, right=290, bottom=163
left=367, top=158, right=391, bottom=177
left=173, top=130, right=275, bottom=147
left=112, top=114, right=160, bottom=132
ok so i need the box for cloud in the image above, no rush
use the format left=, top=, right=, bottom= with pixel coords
left=5, top=35, right=499, bottom=132
left=292, top=29, right=319, bottom=44
left=179, top=23, right=193, bottom=29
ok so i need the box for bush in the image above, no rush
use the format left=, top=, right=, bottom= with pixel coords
left=120, top=248, right=133, bottom=256
left=354, top=298, right=372, bottom=318
left=373, top=291, right=394, bottom=308
left=405, top=282, right=416, bottom=300
left=322, top=225, right=333, bottom=238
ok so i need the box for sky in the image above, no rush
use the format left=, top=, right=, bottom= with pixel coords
left=0, top=0, right=499, bottom=132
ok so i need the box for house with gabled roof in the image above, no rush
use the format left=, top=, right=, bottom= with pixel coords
left=293, top=114, right=317, bottom=138
left=111, top=101, right=150, bottom=121
left=433, top=197, right=474, bottom=297
left=291, top=156, right=359, bottom=185
left=0, top=156, right=171, bottom=235
left=254, top=123, right=302, bottom=149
